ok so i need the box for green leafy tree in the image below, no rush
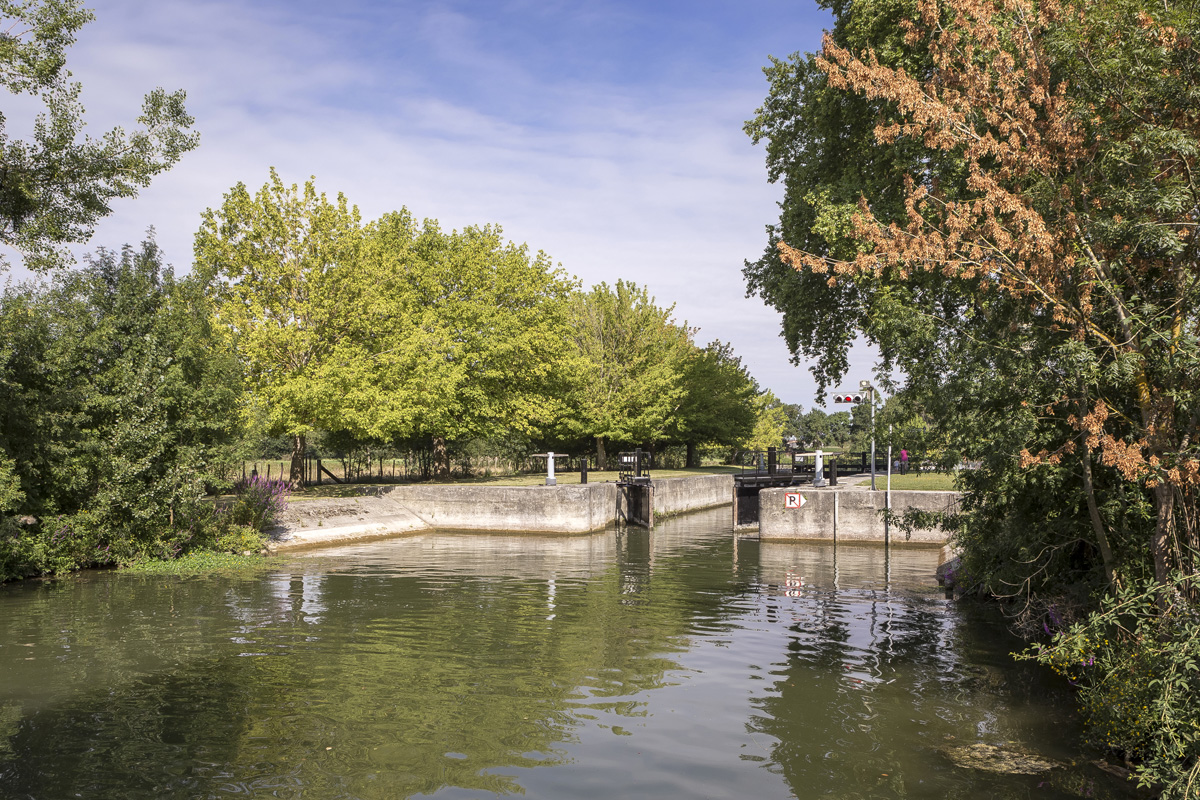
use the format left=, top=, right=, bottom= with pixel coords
left=195, top=170, right=366, bottom=484
left=566, top=280, right=692, bottom=469
left=746, top=0, right=1195, bottom=591
left=778, top=401, right=805, bottom=440
left=795, top=408, right=853, bottom=450
left=0, top=0, right=198, bottom=271
left=740, top=390, right=791, bottom=455
left=743, top=0, right=937, bottom=397
left=734, top=391, right=792, bottom=460
left=356, top=212, right=577, bottom=477
left=670, top=341, right=758, bottom=467
left=0, top=237, right=241, bottom=576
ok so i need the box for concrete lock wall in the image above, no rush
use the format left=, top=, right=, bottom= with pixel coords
left=758, top=488, right=959, bottom=544
left=269, top=475, right=737, bottom=552
left=652, top=474, right=733, bottom=518
left=388, top=476, right=734, bottom=534
left=387, top=483, right=621, bottom=534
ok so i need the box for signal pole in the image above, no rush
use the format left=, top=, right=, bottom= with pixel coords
left=860, top=380, right=876, bottom=491
left=833, top=381, right=877, bottom=490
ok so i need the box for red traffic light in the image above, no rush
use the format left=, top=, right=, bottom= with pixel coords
left=834, top=393, right=864, bottom=403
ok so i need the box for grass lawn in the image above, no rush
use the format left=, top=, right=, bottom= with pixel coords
left=870, top=472, right=959, bottom=491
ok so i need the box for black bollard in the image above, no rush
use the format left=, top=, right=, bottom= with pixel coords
left=581, top=459, right=588, bottom=485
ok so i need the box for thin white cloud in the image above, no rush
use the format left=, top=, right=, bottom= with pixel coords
left=5, top=0, right=883, bottom=406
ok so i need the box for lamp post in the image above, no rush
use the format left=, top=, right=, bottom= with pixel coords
left=860, top=380, right=876, bottom=491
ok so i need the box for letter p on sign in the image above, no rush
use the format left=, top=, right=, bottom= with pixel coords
left=785, top=492, right=806, bottom=509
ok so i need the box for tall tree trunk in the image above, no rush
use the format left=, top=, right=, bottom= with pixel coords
left=1153, top=482, right=1176, bottom=583
left=686, top=441, right=697, bottom=468
left=290, top=432, right=306, bottom=486
left=1081, top=451, right=1116, bottom=587
left=595, top=436, right=607, bottom=472
left=432, top=435, right=450, bottom=479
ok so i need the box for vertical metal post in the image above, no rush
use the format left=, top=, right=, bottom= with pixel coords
left=885, top=424, right=893, bottom=544
left=581, top=458, right=588, bottom=484
left=870, top=393, right=877, bottom=491
left=767, top=446, right=777, bottom=476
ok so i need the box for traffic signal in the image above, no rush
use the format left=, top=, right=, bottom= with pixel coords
left=833, top=393, right=865, bottom=403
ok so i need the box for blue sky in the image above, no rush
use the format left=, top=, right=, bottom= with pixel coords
left=12, top=0, right=883, bottom=407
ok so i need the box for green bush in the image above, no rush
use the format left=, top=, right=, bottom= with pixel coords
left=1020, top=576, right=1200, bottom=798
left=0, top=517, right=110, bottom=580
left=0, top=518, right=39, bottom=581
left=215, top=524, right=266, bottom=554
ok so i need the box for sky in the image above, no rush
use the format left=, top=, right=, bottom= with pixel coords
left=6, top=0, right=884, bottom=408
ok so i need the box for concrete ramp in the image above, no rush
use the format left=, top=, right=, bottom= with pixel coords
left=267, top=494, right=430, bottom=552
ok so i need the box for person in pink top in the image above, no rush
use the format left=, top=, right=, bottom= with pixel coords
left=900, top=448, right=909, bottom=474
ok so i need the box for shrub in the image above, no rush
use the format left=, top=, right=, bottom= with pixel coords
left=1020, top=576, right=1200, bottom=798
left=215, top=524, right=266, bottom=554
left=229, top=475, right=289, bottom=531
left=0, top=513, right=110, bottom=579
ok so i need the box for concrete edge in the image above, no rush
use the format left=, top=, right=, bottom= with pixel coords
left=266, top=474, right=730, bottom=552
left=266, top=521, right=429, bottom=553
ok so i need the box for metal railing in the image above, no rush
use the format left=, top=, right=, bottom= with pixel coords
left=617, top=449, right=652, bottom=484
left=735, top=448, right=882, bottom=482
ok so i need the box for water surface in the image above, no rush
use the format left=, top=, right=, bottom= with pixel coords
left=0, top=508, right=1136, bottom=798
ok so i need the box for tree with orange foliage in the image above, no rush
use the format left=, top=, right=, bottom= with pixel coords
left=751, top=2, right=1200, bottom=788
left=769, top=0, right=1198, bottom=585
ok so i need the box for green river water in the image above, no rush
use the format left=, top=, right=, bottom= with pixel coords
left=0, top=507, right=1141, bottom=799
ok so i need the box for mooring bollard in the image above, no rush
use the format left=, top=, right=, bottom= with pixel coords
left=581, top=459, right=588, bottom=484
left=531, top=452, right=568, bottom=486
